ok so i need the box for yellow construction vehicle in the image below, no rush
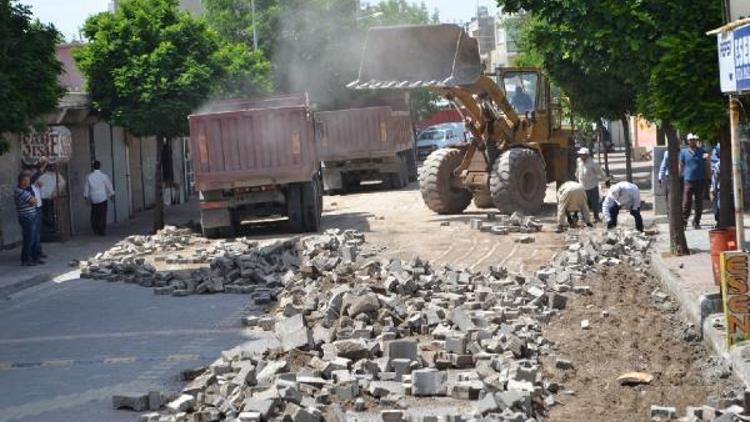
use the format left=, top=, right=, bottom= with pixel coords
left=348, top=24, right=575, bottom=214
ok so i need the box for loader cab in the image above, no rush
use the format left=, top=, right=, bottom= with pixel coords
left=497, top=67, right=552, bottom=140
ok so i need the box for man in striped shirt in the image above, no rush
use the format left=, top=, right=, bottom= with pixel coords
left=14, top=170, right=41, bottom=266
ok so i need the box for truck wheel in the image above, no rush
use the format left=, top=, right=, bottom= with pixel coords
left=472, top=189, right=495, bottom=209
left=406, top=149, right=418, bottom=182
left=388, top=155, right=407, bottom=189
left=301, top=179, right=322, bottom=232
left=490, top=147, right=547, bottom=214
left=286, top=184, right=304, bottom=232
left=419, top=148, right=472, bottom=214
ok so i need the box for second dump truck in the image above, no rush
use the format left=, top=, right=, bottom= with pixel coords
left=314, top=99, right=417, bottom=194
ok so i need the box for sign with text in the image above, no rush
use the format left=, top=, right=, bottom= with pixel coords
left=717, top=24, right=750, bottom=93
left=721, top=251, right=750, bottom=347
left=21, top=126, right=72, bottom=164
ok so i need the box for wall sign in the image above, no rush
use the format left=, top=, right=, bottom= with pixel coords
left=721, top=251, right=750, bottom=347
left=21, top=126, right=72, bottom=164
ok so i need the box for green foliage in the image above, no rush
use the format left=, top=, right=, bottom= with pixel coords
left=203, top=0, right=274, bottom=97
left=0, top=0, right=64, bottom=135
left=212, top=42, right=272, bottom=98
left=74, top=0, right=225, bottom=138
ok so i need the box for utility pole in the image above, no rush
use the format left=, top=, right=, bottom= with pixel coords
left=251, top=0, right=258, bottom=50
left=730, top=96, right=746, bottom=249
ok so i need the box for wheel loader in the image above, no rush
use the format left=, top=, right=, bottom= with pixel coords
left=348, top=24, right=575, bottom=214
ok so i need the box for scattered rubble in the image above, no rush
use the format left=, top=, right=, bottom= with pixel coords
left=115, top=228, right=664, bottom=422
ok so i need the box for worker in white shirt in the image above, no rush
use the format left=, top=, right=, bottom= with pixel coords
left=84, top=160, right=114, bottom=236
left=602, top=180, right=643, bottom=232
left=556, top=181, right=593, bottom=232
left=575, top=147, right=606, bottom=222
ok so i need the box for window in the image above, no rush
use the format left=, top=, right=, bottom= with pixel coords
left=502, top=71, right=538, bottom=115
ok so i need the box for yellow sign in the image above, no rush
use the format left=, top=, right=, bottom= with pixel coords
left=721, top=251, right=750, bottom=347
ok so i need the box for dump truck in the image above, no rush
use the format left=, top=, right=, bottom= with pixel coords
left=188, top=94, right=322, bottom=237
left=349, top=24, right=575, bottom=214
left=314, top=103, right=417, bottom=193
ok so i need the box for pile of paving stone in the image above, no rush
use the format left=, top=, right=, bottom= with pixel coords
left=126, top=228, right=656, bottom=422
left=468, top=212, right=544, bottom=238
left=79, top=226, right=304, bottom=297
left=649, top=392, right=750, bottom=421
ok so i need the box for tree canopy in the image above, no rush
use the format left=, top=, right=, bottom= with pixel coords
left=74, top=0, right=225, bottom=138
left=0, top=0, right=64, bottom=142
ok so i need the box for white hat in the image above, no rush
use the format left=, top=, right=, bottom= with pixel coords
left=687, top=133, right=699, bottom=141
left=577, top=147, right=590, bottom=155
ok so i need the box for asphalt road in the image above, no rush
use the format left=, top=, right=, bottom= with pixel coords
left=0, top=277, right=271, bottom=422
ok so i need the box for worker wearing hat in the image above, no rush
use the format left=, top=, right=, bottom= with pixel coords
left=679, top=133, right=709, bottom=229
left=575, top=147, right=607, bottom=223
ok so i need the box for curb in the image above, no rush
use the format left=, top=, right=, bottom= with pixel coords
left=651, top=251, right=750, bottom=387
left=0, top=273, right=51, bottom=300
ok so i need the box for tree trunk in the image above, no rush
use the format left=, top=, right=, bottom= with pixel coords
left=153, top=136, right=165, bottom=233
left=600, top=121, right=610, bottom=176
left=665, top=122, right=689, bottom=255
left=719, top=123, right=735, bottom=228
left=656, top=125, right=665, bottom=146
left=621, top=115, right=633, bottom=183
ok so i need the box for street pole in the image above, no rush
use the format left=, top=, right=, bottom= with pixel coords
left=251, top=0, right=258, bottom=50
left=730, top=95, right=745, bottom=249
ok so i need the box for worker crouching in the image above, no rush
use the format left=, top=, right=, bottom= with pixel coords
left=556, top=181, right=593, bottom=232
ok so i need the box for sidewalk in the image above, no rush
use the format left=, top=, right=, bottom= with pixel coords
left=0, top=200, right=199, bottom=298
left=651, top=218, right=750, bottom=387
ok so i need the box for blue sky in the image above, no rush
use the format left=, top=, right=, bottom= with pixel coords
left=22, top=0, right=496, bottom=41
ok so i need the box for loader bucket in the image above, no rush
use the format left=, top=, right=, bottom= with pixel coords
left=348, top=24, right=482, bottom=90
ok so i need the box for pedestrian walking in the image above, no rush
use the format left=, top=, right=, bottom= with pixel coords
left=556, top=181, right=593, bottom=232
left=14, top=170, right=42, bottom=266
left=575, top=147, right=606, bottom=222
left=602, top=180, right=643, bottom=232
left=679, top=133, right=709, bottom=229
left=84, top=160, right=114, bottom=236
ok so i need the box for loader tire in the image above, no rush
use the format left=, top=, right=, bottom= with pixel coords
left=490, top=148, right=547, bottom=214
left=419, top=148, right=472, bottom=214
left=472, top=189, right=495, bottom=209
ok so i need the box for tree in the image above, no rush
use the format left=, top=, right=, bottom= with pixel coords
left=203, top=0, right=274, bottom=98
left=0, top=0, right=64, bottom=144
left=75, top=0, right=226, bottom=232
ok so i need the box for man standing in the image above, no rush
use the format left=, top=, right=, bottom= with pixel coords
left=556, top=181, right=593, bottom=232
left=84, top=160, right=114, bottom=236
left=679, top=134, right=709, bottom=229
left=575, top=147, right=606, bottom=222
left=14, top=171, right=40, bottom=266
left=602, top=180, right=643, bottom=232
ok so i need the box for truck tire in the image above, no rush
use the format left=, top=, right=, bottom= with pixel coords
left=419, top=148, right=472, bottom=214
left=490, top=147, right=547, bottom=214
left=406, top=149, right=418, bottom=182
left=388, top=154, right=408, bottom=189
left=286, top=184, right=304, bottom=232
left=472, top=189, right=495, bottom=209
left=301, top=179, right=322, bottom=232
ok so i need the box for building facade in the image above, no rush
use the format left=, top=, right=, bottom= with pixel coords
left=0, top=44, right=192, bottom=249
left=466, top=7, right=497, bottom=71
